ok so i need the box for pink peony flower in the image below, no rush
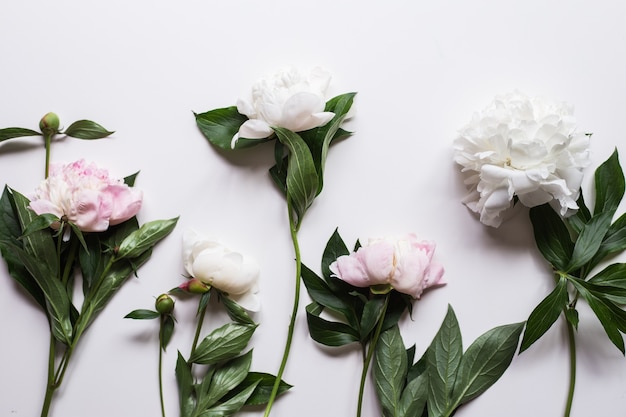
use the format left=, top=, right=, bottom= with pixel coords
left=329, top=234, right=445, bottom=299
left=29, top=159, right=143, bottom=232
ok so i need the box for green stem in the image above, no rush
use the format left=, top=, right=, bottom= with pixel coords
left=356, top=295, right=390, bottom=417
left=159, top=316, right=167, bottom=417
left=563, top=316, right=577, bottom=417
left=263, top=200, right=301, bottom=417
left=40, top=333, right=57, bottom=417
left=190, top=296, right=209, bottom=358
left=44, top=133, right=52, bottom=178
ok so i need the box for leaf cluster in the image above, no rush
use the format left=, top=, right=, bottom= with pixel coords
left=302, top=229, right=411, bottom=348
left=173, top=292, right=291, bottom=417
left=523, top=149, right=626, bottom=353
left=0, top=184, right=177, bottom=347
left=194, top=93, right=356, bottom=228
left=375, top=307, right=524, bottom=417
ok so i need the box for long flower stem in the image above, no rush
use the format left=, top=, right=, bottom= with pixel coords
left=159, top=316, right=167, bottom=417
left=44, top=134, right=51, bottom=178
left=191, top=296, right=209, bottom=358
left=40, top=333, right=57, bottom=417
left=563, top=316, right=577, bottom=417
left=263, top=200, right=301, bottom=417
left=356, top=295, right=390, bottom=417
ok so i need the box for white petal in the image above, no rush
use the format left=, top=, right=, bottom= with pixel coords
left=237, top=119, right=273, bottom=139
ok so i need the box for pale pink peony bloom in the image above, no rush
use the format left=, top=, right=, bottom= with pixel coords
left=182, top=230, right=260, bottom=311
left=231, top=67, right=335, bottom=148
left=330, top=234, right=445, bottom=299
left=29, top=159, right=143, bottom=232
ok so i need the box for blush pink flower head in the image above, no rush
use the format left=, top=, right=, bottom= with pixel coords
left=329, top=234, right=445, bottom=299
left=29, top=159, right=143, bottom=232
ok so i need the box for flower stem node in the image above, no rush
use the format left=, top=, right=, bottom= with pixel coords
left=39, top=112, right=60, bottom=136
left=179, top=278, right=210, bottom=294
left=155, top=294, right=175, bottom=315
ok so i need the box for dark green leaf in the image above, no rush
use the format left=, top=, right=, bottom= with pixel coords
left=594, top=149, right=625, bottom=215
left=161, top=314, right=175, bottom=350
left=124, top=309, right=160, bottom=319
left=529, top=204, right=573, bottom=270
left=566, top=210, right=613, bottom=272
left=520, top=277, right=568, bottom=352
left=198, top=381, right=259, bottom=417
left=360, top=297, right=386, bottom=341
left=0, top=187, right=45, bottom=308
left=63, top=119, right=114, bottom=139
left=374, top=324, right=408, bottom=417
left=269, top=140, right=288, bottom=195
left=273, top=127, right=319, bottom=228
left=565, top=308, right=579, bottom=329
left=426, top=305, right=463, bottom=417
left=571, top=280, right=626, bottom=354
left=450, top=322, right=524, bottom=406
left=116, top=217, right=178, bottom=259
left=189, top=323, right=257, bottom=364
left=220, top=293, right=255, bottom=325
left=305, top=302, right=360, bottom=347
left=321, top=228, right=350, bottom=281
left=68, top=223, right=89, bottom=253
left=124, top=172, right=139, bottom=187
left=398, top=371, right=428, bottom=417
left=0, top=127, right=41, bottom=142
left=567, top=191, right=591, bottom=234
left=197, top=350, right=253, bottom=410
left=176, top=353, right=196, bottom=417
left=198, top=291, right=211, bottom=316
left=590, top=213, right=626, bottom=269
left=195, top=106, right=262, bottom=150
left=225, top=372, right=292, bottom=406
left=589, top=263, right=626, bottom=304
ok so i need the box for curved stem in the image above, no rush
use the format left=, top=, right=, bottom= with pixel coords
left=190, top=295, right=209, bottom=358
left=356, top=295, right=390, bottom=417
left=263, top=199, right=301, bottom=417
left=159, top=316, right=167, bottom=417
left=563, top=316, right=577, bottom=417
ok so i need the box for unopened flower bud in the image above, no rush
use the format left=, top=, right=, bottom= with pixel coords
left=179, top=278, right=210, bottom=294
left=39, top=112, right=60, bottom=136
left=155, top=293, right=174, bottom=314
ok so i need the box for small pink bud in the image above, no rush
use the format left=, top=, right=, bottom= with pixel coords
left=179, top=278, right=210, bottom=294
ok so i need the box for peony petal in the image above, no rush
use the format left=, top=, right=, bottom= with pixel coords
left=237, top=119, right=274, bottom=140
left=105, top=184, right=143, bottom=225
left=356, top=241, right=395, bottom=285
left=330, top=255, right=371, bottom=287
left=281, top=92, right=328, bottom=132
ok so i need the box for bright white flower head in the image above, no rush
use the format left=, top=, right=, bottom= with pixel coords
left=453, top=91, right=591, bottom=227
left=232, top=67, right=335, bottom=148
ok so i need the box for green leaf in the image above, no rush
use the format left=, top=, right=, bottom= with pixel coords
left=116, top=217, right=178, bottom=259
left=594, top=149, right=625, bottom=215
left=589, top=263, right=626, bottom=304
left=124, top=309, right=160, bottom=319
left=321, top=228, right=350, bottom=280
left=0, top=187, right=45, bottom=308
left=565, top=210, right=613, bottom=272
left=589, top=212, right=626, bottom=269
left=226, top=372, right=292, bottom=406
left=360, top=297, right=386, bottom=341
left=305, top=302, right=360, bottom=346
left=529, top=204, right=574, bottom=270
left=195, top=106, right=263, bottom=150
left=571, top=279, right=626, bottom=354
left=220, top=293, right=255, bottom=325
left=520, top=277, right=568, bottom=352
left=189, top=323, right=257, bottom=364
left=63, top=119, right=114, bottom=139
left=197, top=350, right=253, bottom=410
left=176, top=353, right=196, bottom=417
left=0, top=127, right=41, bottom=142
left=450, top=322, right=524, bottom=407
left=161, top=314, right=175, bottom=350
left=19, top=213, right=59, bottom=238
left=198, top=380, right=259, bottom=417
left=273, top=127, right=319, bottom=228
left=268, top=140, right=288, bottom=195
left=124, top=172, right=139, bottom=187
left=374, top=324, right=408, bottom=417
left=426, top=305, right=463, bottom=417
left=398, top=371, right=428, bottom=417
left=567, top=191, right=592, bottom=234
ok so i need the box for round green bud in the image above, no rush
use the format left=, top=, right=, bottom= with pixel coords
left=39, top=112, right=60, bottom=136
left=155, top=293, right=175, bottom=314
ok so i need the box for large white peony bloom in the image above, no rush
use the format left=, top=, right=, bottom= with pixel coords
left=453, top=91, right=591, bottom=227
left=232, top=67, right=335, bottom=148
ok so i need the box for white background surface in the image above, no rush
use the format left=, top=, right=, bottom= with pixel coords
left=1, top=1, right=626, bottom=416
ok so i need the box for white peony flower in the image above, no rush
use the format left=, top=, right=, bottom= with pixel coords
left=232, top=66, right=335, bottom=148
left=453, top=91, right=591, bottom=227
left=182, top=230, right=260, bottom=311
